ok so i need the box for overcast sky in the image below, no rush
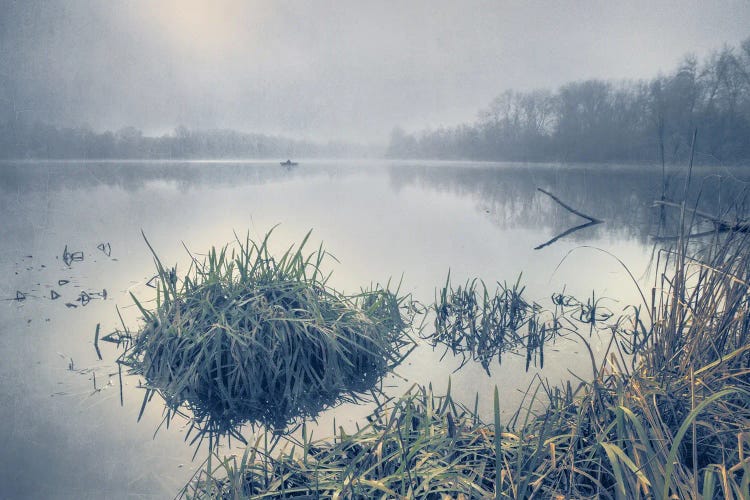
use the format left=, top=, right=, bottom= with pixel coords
left=1, top=0, right=749, bottom=142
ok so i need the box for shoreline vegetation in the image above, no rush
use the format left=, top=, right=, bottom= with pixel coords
left=0, top=124, right=380, bottom=161
left=109, top=202, right=750, bottom=498
left=174, top=219, right=750, bottom=499
left=387, top=37, right=750, bottom=164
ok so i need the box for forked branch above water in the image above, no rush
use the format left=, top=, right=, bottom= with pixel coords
left=535, top=188, right=604, bottom=250
left=537, top=188, right=603, bottom=224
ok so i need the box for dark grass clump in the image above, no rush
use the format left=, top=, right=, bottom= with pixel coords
left=121, top=229, right=415, bottom=443
left=426, top=274, right=546, bottom=374
left=425, top=273, right=612, bottom=374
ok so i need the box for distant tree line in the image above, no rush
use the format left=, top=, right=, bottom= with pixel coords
left=388, top=37, right=750, bottom=164
left=0, top=122, right=373, bottom=159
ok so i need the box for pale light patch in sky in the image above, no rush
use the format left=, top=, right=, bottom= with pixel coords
left=1, top=0, right=749, bottom=142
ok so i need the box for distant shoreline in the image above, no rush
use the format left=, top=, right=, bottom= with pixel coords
left=1, top=157, right=747, bottom=168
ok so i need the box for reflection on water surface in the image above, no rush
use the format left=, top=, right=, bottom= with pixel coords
left=1, top=160, right=747, bottom=498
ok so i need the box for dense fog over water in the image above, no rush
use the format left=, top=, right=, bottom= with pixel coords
left=2, top=1, right=750, bottom=143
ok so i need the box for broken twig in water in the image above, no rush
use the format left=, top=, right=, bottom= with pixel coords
left=652, top=200, right=750, bottom=235
left=535, top=220, right=601, bottom=250
left=537, top=188, right=603, bottom=224
left=534, top=188, right=604, bottom=249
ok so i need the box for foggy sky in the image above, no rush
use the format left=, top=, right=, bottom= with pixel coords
left=1, top=0, right=749, bottom=143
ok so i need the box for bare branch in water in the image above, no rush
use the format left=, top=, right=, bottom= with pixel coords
left=537, top=188, right=603, bottom=224
left=653, top=200, right=750, bottom=235
left=534, top=188, right=603, bottom=249
left=534, top=220, right=602, bottom=250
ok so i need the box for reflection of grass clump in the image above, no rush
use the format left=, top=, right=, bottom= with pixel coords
left=121, top=230, right=415, bottom=442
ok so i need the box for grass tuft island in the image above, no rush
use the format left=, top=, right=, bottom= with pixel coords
left=120, top=229, right=415, bottom=446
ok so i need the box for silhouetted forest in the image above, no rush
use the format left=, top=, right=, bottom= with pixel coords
left=388, top=38, right=750, bottom=163
left=0, top=123, right=374, bottom=159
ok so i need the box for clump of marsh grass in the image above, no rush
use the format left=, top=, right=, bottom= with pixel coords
left=120, top=229, right=416, bottom=445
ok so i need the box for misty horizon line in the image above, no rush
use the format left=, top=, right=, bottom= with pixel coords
left=3, top=34, right=749, bottom=163
left=4, top=121, right=387, bottom=148
left=0, top=34, right=739, bottom=144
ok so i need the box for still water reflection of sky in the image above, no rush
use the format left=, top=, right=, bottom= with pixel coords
left=1, top=160, right=747, bottom=498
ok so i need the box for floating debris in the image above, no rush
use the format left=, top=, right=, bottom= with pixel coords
left=65, top=303, right=77, bottom=309
left=50, top=290, right=61, bottom=300
left=58, top=279, right=70, bottom=286
left=14, top=291, right=26, bottom=302
left=551, top=290, right=614, bottom=329
left=77, top=291, right=91, bottom=306
left=62, top=245, right=84, bottom=266
left=93, top=323, right=102, bottom=360
left=100, top=329, right=131, bottom=348
left=146, top=269, right=176, bottom=288
left=97, top=242, right=112, bottom=256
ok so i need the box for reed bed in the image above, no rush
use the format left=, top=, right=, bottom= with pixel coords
left=184, top=384, right=504, bottom=499
left=426, top=274, right=543, bottom=374
left=187, top=228, right=750, bottom=498
left=120, top=230, right=415, bottom=445
left=425, top=274, right=614, bottom=374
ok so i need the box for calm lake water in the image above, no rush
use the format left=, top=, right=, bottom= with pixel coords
left=1, top=159, right=748, bottom=499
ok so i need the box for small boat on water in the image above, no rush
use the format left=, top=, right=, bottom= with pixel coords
left=280, top=159, right=299, bottom=167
